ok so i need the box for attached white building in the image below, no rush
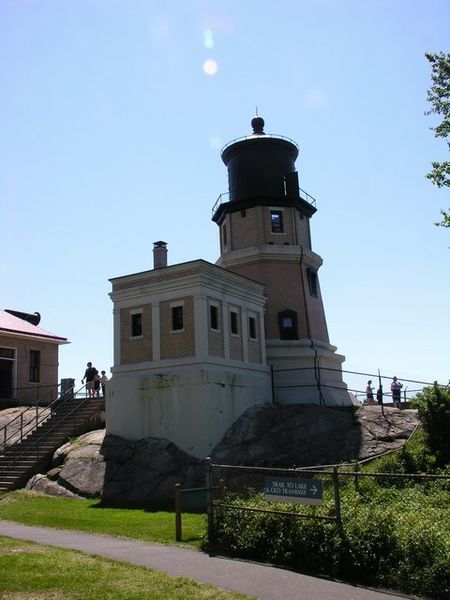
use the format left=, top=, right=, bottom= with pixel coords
left=108, top=258, right=272, bottom=458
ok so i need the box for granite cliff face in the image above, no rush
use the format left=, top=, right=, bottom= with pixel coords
left=25, top=405, right=419, bottom=504
left=211, top=404, right=418, bottom=466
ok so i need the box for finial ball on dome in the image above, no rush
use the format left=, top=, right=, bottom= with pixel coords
left=251, top=116, right=265, bottom=135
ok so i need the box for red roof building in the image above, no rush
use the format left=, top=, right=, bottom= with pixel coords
left=0, top=310, right=68, bottom=406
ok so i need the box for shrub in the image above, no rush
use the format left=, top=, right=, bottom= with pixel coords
left=412, top=383, right=450, bottom=466
left=210, top=484, right=450, bottom=598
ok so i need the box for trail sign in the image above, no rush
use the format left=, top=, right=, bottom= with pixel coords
left=264, top=476, right=323, bottom=506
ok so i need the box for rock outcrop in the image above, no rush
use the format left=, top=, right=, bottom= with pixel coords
left=24, top=405, right=419, bottom=504
left=211, top=404, right=419, bottom=466
left=0, top=406, right=50, bottom=453
left=26, top=429, right=204, bottom=504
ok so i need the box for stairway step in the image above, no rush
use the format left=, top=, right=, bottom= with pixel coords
left=1, top=464, right=34, bottom=471
left=0, top=404, right=104, bottom=489
left=0, top=458, right=36, bottom=469
left=0, top=475, right=24, bottom=483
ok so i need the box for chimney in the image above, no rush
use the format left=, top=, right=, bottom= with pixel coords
left=153, top=241, right=168, bottom=269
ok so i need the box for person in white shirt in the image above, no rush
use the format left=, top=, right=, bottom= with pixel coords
left=390, top=376, right=403, bottom=408
left=366, top=380, right=375, bottom=405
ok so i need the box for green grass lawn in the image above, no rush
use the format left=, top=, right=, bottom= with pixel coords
left=0, top=490, right=205, bottom=547
left=0, top=536, right=254, bottom=600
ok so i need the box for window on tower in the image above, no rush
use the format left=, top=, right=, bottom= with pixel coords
left=278, top=310, right=298, bottom=340
left=271, top=210, right=284, bottom=233
left=307, top=269, right=319, bottom=297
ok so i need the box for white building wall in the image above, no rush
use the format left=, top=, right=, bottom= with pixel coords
left=107, top=363, right=271, bottom=458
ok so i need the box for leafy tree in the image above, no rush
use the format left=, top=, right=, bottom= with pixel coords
left=425, top=52, right=450, bottom=227
left=412, top=382, right=450, bottom=466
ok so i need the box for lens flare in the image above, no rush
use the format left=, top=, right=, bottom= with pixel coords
left=203, top=29, right=214, bottom=49
left=203, top=59, right=218, bottom=76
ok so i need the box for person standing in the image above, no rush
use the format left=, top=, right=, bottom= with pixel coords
left=94, top=371, right=101, bottom=397
left=376, top=386, right=383, bottom=406
left=100, top=370, right=108, bottom=398
left=81, top=362, right=98, bottom=398
left=390, top=376, right=403, bottom=408
left=366, top=380, right=375, bottom=405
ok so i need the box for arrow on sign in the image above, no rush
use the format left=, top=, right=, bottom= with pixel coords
left=311, top=485, right=318, bottom=495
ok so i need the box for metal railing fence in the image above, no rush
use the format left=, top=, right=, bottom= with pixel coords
left=6, top=383, right=59, bottom=407
left=0, top=381, right=86, bottom=454
left=206, top=461, right=450, bottom=559
left=212, top=186, right=317, bottom=215
left=271, top=365, right=446, bottom=407
left=0, top=382, right=96, bottom=479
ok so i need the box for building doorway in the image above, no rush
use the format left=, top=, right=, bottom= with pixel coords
left=0, top=347, right=16, bottom=399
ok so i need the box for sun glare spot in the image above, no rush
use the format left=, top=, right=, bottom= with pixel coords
left=203, top=59, right=218, bottom=76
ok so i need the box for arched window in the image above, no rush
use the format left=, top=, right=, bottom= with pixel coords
left=278, top=310, right=298, bottom=340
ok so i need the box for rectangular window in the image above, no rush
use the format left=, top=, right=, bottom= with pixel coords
left=248, top=316, right=257, bottom=340
left=29, top=350, right=40, bottom=383
left=308, top=269, right=318, bottom=297
left=171, top=305, right=184, bottom=331
left=131, top=312, right=142, bottom=337
left=230, top=311, right=239, bottom=335
left=271, top=210, right=284, bottom=233
left=210, top=305, right=219, bottom=331
left=222, top=224, right=227, bottom=246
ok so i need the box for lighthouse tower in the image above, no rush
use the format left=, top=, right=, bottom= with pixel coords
left=213, top=116, right=351, bottom=406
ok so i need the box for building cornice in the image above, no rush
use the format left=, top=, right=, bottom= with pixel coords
left=110, top=259, right=266, bottom=306
left=216, top=245, right=323, bottom=270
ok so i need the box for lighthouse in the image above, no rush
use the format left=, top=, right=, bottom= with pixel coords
left=107, top=115, right=351, bottom=460
left=213, top=116, right=351, bottom=406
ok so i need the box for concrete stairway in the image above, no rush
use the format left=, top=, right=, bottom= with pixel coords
left=0, top=397, right=104, bottom=492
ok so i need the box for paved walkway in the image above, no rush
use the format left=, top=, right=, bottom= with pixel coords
left=0, top=520, right=411, bottom=600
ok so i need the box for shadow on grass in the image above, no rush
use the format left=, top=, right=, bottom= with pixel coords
left=87, top=499, right=183, bottom=513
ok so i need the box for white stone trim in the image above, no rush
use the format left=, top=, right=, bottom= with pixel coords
left=152, top=302, right=160, bottom=361
left=194, top=295, right=208, bottom=358
left=113, top=307, right=121, bottom=365
left=222, top=303, right=230, bottom=358
left=241, top=311, right=249, bottom=362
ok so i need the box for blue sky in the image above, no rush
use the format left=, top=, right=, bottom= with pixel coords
left=1, top=0, right=449, bottom=396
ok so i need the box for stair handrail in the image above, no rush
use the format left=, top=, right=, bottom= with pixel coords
left=1, top=382, right=62, bottom=451
left=0, top=382, right=86, bottom=453
left=0, top=394, right=103, bottom=477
